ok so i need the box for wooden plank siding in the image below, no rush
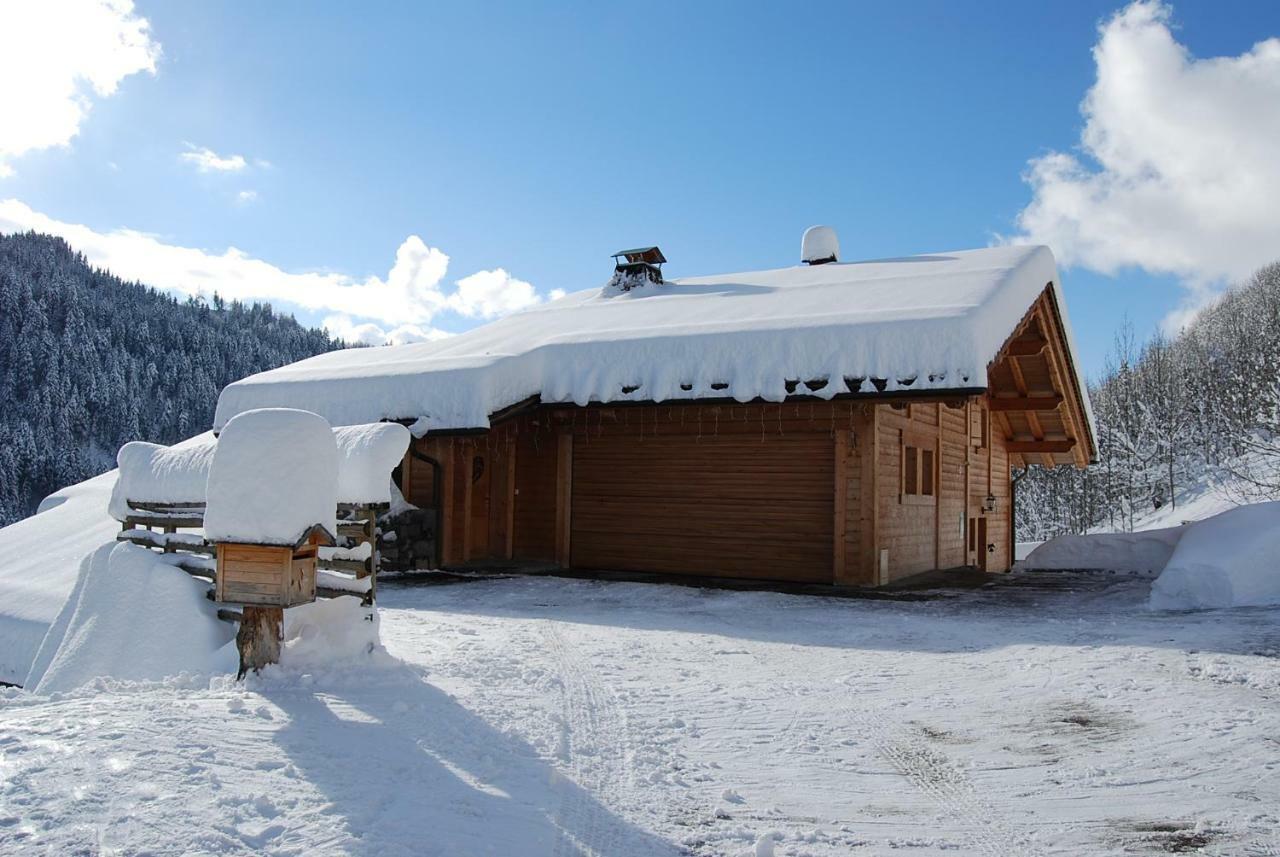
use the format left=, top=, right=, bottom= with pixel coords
left=405, top=393, right=1020, bottom=584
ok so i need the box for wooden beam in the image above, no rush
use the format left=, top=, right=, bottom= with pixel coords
left=833, top=430, right=849, bottom=583
left=1005, top=336, right=1047, bottom=357
left=1006, top=439, right=1076, bottom=454
left=505, top=436, right=516, bottom=561
left=554, top=433, right=573, bottom=568
left=988, top=395, right=1064, bottom=412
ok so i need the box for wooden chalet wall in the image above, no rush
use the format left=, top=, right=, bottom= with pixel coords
left=397, top=394, right=1018, bottom=585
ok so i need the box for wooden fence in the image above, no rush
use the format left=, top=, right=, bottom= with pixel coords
left=117, top=500, right=385, bottom=621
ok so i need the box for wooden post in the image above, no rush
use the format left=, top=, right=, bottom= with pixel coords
left=236, top=606, right=283, bottom=677
left=364, top=504, right=377, bottom=604
left=832, top=429, right=849, bottom=584
left=505, top=437, right=517, bottom=561
left=554, top=433, right=573, bottom=567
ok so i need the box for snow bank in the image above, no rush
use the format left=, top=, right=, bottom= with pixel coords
left=107, top=432, right=217, bottom=521
left=1021, top=526, right=1182, bottom=574
left=1149, top=502, right=1280, bottom=610
left=333, top=421, right=411, bottom=505
left=277, top=595, right=385, bottom=673
left=0, top=470, right=119, bottom=684
left=205, top=408, right=338, bottom=546
left=214, top=245, right=1095, bottom=441
left=28, top=542, right=237, bottom=693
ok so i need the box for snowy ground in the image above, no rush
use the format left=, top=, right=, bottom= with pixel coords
left=3, top=572, right=1280, bottom=856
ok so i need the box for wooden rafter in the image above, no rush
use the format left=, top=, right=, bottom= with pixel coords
left=1007, top=439, right=1076, bottom=454
left=988, top=395, right=1064, bottom=412
left=1004, top=336, right=1047, bottom=357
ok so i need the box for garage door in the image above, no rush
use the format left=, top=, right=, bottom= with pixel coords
left=571, top=433, right=834, bottom=582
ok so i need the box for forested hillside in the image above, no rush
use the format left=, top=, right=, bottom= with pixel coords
left=0, top=232, right=347, bottom=525
left=1018, top=261, right=1280, bottom=539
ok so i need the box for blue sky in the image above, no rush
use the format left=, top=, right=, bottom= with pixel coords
left=2, top=1, right=1279, bottom=379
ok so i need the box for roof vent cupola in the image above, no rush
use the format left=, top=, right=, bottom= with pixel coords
left=801, top=225, right=839, bottom=265
left=610, top=246, right=666, bottom=289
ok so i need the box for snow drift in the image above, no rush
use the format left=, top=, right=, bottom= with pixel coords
left=27, top=542, right=237, bottom=693
left=0, top=470, right=119, bottom=685
left=1149, top=502, right=1280, bottom=610
left=333, top=421, right=411, bottom=505
left=205, top=408, right=338, bottom=546
left=1021, top=527, right=1182, bottom=574
left=107, top=433, right=218, bottom=521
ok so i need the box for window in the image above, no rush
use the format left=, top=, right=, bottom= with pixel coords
left=901, top=441, right=936, bottom=501
left=970, top=403, right=988, bottom=449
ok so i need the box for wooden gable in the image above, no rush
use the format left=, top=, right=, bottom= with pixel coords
left=986, top=285, right=1094, bottom=470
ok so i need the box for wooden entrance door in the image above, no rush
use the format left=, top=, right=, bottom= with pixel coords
left=976, top=516, right=988, bottom=572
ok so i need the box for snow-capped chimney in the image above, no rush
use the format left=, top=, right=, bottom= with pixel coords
left=610, top=246, right=666, bottom=289
left=801, top=225, right=839, bottom=265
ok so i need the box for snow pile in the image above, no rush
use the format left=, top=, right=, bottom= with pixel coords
left=1149, top=502, right=1280, bottom=610
left=205, top=408, right=338, bottom=546
left=1021, top=526, right=1182, bottom=574
left=214, top=245, right=1094, bottom=440
left=107, top=433, right=218, bottom=521
left=275, top=595, right=386, bottom=673
left=333, top=421, right=411, bottom=505
left=26, top=542, right=236, bottom=693
left=0, top=470, right=119, bottom=685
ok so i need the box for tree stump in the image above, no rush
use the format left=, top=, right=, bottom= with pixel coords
left=236, top=606, right=283, bottom=677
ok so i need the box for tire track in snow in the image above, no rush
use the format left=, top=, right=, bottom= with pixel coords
left=541, top=622, right=639, bottom=857
left=819, top=679, right=1043, bottom=857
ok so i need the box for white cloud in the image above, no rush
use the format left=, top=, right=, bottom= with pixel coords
left=322, top=314, right=451, bottom=347
left=1012, top=0, right=1280, bottom=329
left=0, top=0, right=159, bottom=176
left=180, top=144, right=247, bottom=173
left=449, top=268, right=540, bottom=319
left=236, top=189, right=258, bottom=204
left=0, top=198, right=554, bottom=334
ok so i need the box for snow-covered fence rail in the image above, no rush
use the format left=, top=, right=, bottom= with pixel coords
left=107, top=420, right=408, bottom=615
left=116, top=501, right=385, bottom=606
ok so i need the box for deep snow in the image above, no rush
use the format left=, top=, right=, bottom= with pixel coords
left=27, top=541, right=238, bottom=693
left=2, top=572, right=1277, bottom=855
left=213, top=245, right=1095, bottom=439
left=205, top=408, right=338, bottom=546
left=1149, top=501, right=1280, bottom=610
left=0, top=470, right=119, bottom=684
left=108, top=433, right=218, bottom=521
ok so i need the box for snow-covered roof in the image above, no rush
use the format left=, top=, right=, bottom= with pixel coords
left=214, top=245, right=1090, bottom=435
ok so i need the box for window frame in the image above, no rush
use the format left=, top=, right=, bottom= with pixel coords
left=900, top=432, right=938, bottom=505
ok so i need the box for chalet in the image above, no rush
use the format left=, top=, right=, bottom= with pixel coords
left=213, top=232, right=1095, bottom=587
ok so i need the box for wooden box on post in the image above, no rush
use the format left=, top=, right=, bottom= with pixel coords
left=214, top=525, right=329, bottom=607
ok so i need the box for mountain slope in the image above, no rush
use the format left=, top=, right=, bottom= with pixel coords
left=0, top=231, right=347, bottom=525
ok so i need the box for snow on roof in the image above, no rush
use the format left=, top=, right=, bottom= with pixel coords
left=214, top=245, right=1089, bottom=434
left=205, top=409, right=338, bottom=546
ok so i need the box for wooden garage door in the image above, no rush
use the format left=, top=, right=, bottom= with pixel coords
left=571, top=433, right=834, bottom=582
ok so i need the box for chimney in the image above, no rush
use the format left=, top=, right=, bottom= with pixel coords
left=801, top=225, right=839, bottom=265
left=610, top=246, right=666, bottom=289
